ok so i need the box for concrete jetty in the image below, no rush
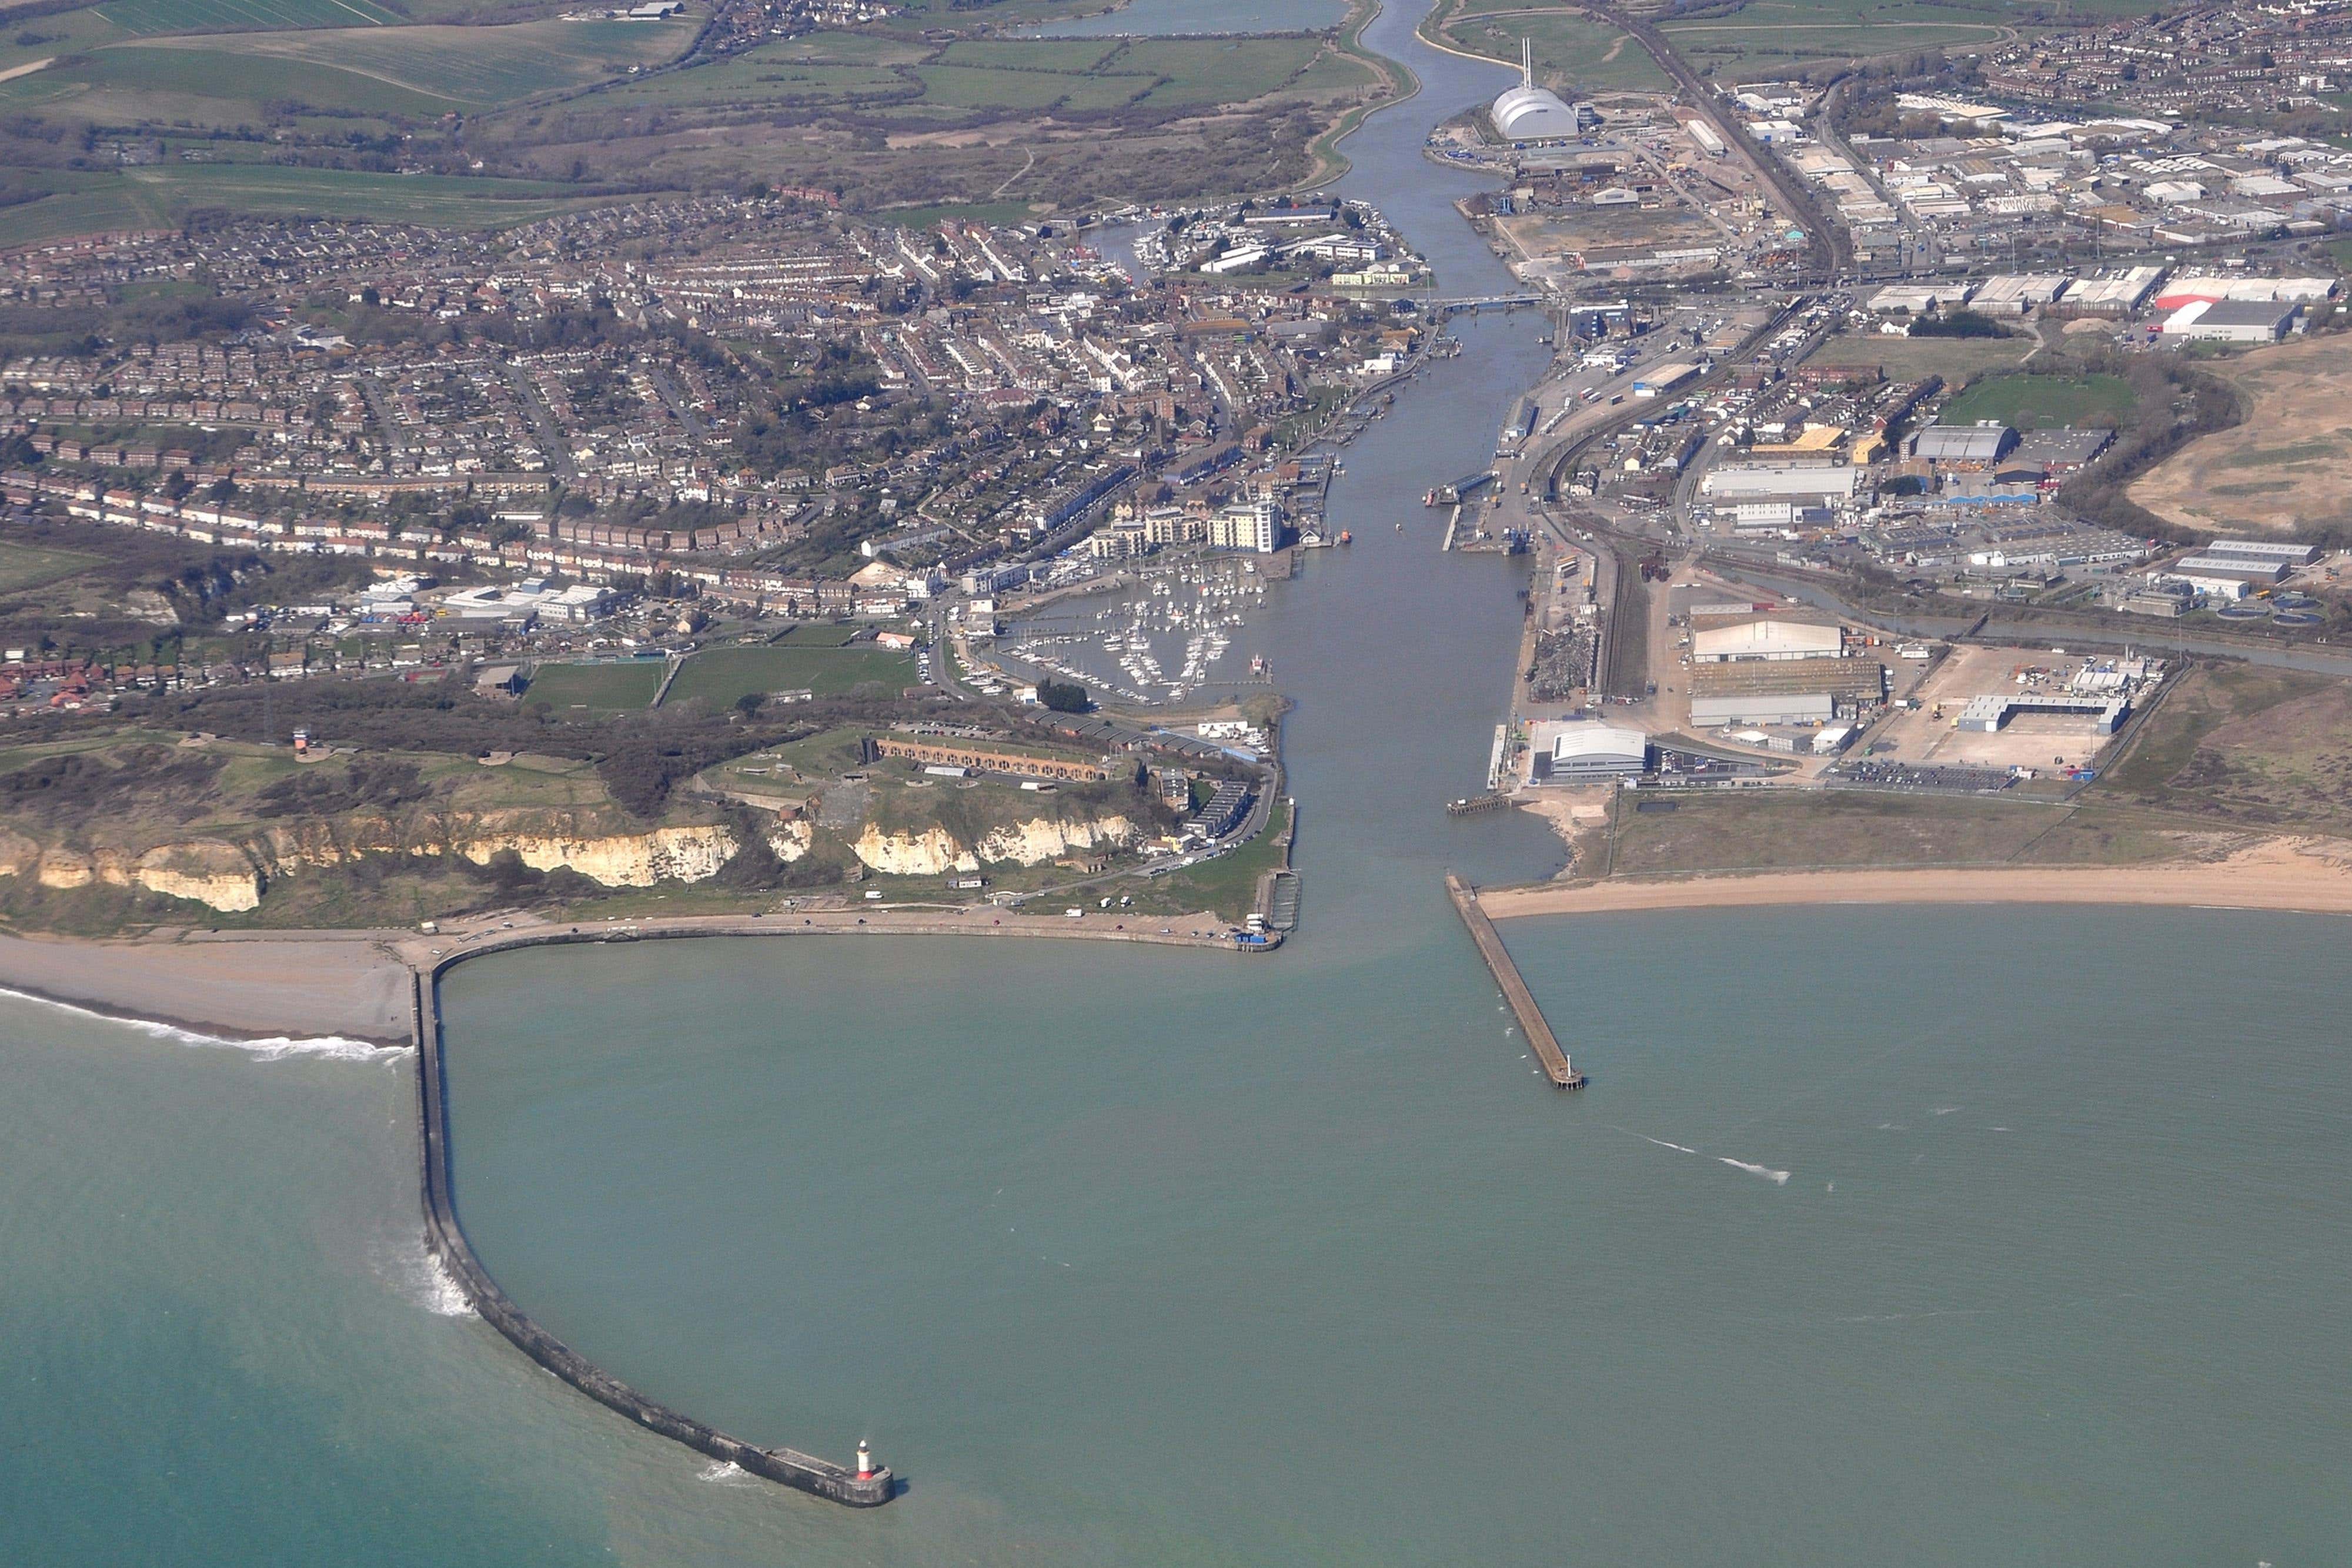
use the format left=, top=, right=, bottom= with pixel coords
left=409, top=965, right=896, bottom=1507
left=1445, top=873, right=1585, bottom=1090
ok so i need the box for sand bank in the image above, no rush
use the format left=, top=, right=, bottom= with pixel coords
left=1480, top=838, right=2352, bottom=921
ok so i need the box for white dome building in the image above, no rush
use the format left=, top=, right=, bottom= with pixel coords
left=1490, top=39, right=1579, bottom=142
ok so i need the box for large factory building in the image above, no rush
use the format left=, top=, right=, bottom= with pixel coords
left=1690, top=619, right=1843, bottom=662
left=1491, top=39, right=1580, bottom=141
left=1533, top=723, right=1651, bottom=781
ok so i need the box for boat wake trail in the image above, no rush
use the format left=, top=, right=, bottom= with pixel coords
left=1618, top=1126, right=1790, bottom=1185
left=0, top=985, right=405, bottom=1062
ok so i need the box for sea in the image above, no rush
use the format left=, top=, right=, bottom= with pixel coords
left=4, top=2, right=2348, bottom=1562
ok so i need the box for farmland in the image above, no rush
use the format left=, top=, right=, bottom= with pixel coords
left=129, top=164, right=639, bottom=223
left=0, top=16, right=694, bottom=121
left=661, top=646, right=918, bottom=709
left=157, top=17, right=696, bottom=105
left=96, top=0, right=400, bottom=34
left=0, top=0, right=1384, bottom=232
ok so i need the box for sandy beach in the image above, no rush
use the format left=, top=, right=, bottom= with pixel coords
left=0, top=929, right=415, bottom=1044
left=0, top=902, right=1251, bottom=1044
left=1479, top=838, right=2352, bottom=921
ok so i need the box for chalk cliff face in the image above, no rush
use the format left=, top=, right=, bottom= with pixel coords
left=0, top=812, right=745, bottom=914
left=853, top=825, right=980, bottom=877
left=0, top=794, right=1137, bottom=914
left=11, top=838, right=266, bottom=912
left=852, top=814, right=1140, bottom=875
left=974, top=814, right=1139, bottom=864
left=453, top=824, right=738, bottom=886
left=243, top=813, right=739, bottom=890
left=769, top=818, right=813, bottom=862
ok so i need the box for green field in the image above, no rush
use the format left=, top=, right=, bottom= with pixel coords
left=25, top=43, right=466, bottom=115
left=0, top=186, right=166, bottom=245
left=669, top=646, right=914, bottom=706
left=1805, top=331, right=2034, bottom=383
left=664, top=646, right=917, bottom=708
left=0, top=15, right=699, bottom=119
left=1939, top=373, right=2137, bottom=432
left=912, top=61, right=1144, bottom=111
left=166, top=17, right=696, bottom=104
left=934, top=38, right=1120, bottom=72
left=769, top=623, right=863, bottom=647
left=522, top=661, right=663, bottom=713
left=1123, top=37, right=1325, bottom=106
left=96, top=0, right=399, bottom=34
left=0, top=541, right=106, bottom=594
left=597, top=31, right=1325, bottom=118
left=1659, top=0, right=2009, bottom=76
left=1439, top=11, right=1670, bottom=92
left=120, top=163, right=640, bottom=225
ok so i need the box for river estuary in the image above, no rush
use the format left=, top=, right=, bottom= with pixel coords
left=4, top=3, right=2348, bottom=1563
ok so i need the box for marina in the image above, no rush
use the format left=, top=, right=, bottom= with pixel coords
left=996, top=553, right=1288, bottom=708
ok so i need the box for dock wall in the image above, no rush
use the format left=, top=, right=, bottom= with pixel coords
left=409, top=956, right=894, bottom=1507
left=1445, top=873, right=1584, bottom=1090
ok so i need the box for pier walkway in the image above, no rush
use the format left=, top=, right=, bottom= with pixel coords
left=1445, top=874, right=1584, bottom=1090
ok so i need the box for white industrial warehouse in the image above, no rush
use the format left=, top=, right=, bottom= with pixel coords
left=1533, top=723, right=1651, bottom=781
left=1691, top=620, right=1844, bottom=662
left=1491, top=39, right=1580, bottom=141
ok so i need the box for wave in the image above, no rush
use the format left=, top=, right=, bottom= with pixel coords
left=0, top=984, right=406, bottom=1063
left=698, top=1462, right=754, bottom=1486
left=1716, top=1157, right=1791, bottom=1185
left=416, top=1251, right=475, bottom=1317
left=365, top=1233, right=476, bottom=1319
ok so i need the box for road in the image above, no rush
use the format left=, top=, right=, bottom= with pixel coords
left=502, top=363, right=579, bottom=483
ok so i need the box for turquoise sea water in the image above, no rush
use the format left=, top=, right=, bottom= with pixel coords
left=6, top=1, right=2351, bottom=1562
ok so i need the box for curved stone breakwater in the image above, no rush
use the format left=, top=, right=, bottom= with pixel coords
left=405, top=915, right=1271, bottom=1508
left=409, top=955, right=896, bottom=1508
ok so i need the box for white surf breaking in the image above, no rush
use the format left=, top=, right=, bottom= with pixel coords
left=0, top=984, right=405, bottom=1062
left=698, top=1461, right=754, bottom=1485
left=368, top=1236, right=477, bottom=1319
left=416, top=1251, right=474, bottom=1317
